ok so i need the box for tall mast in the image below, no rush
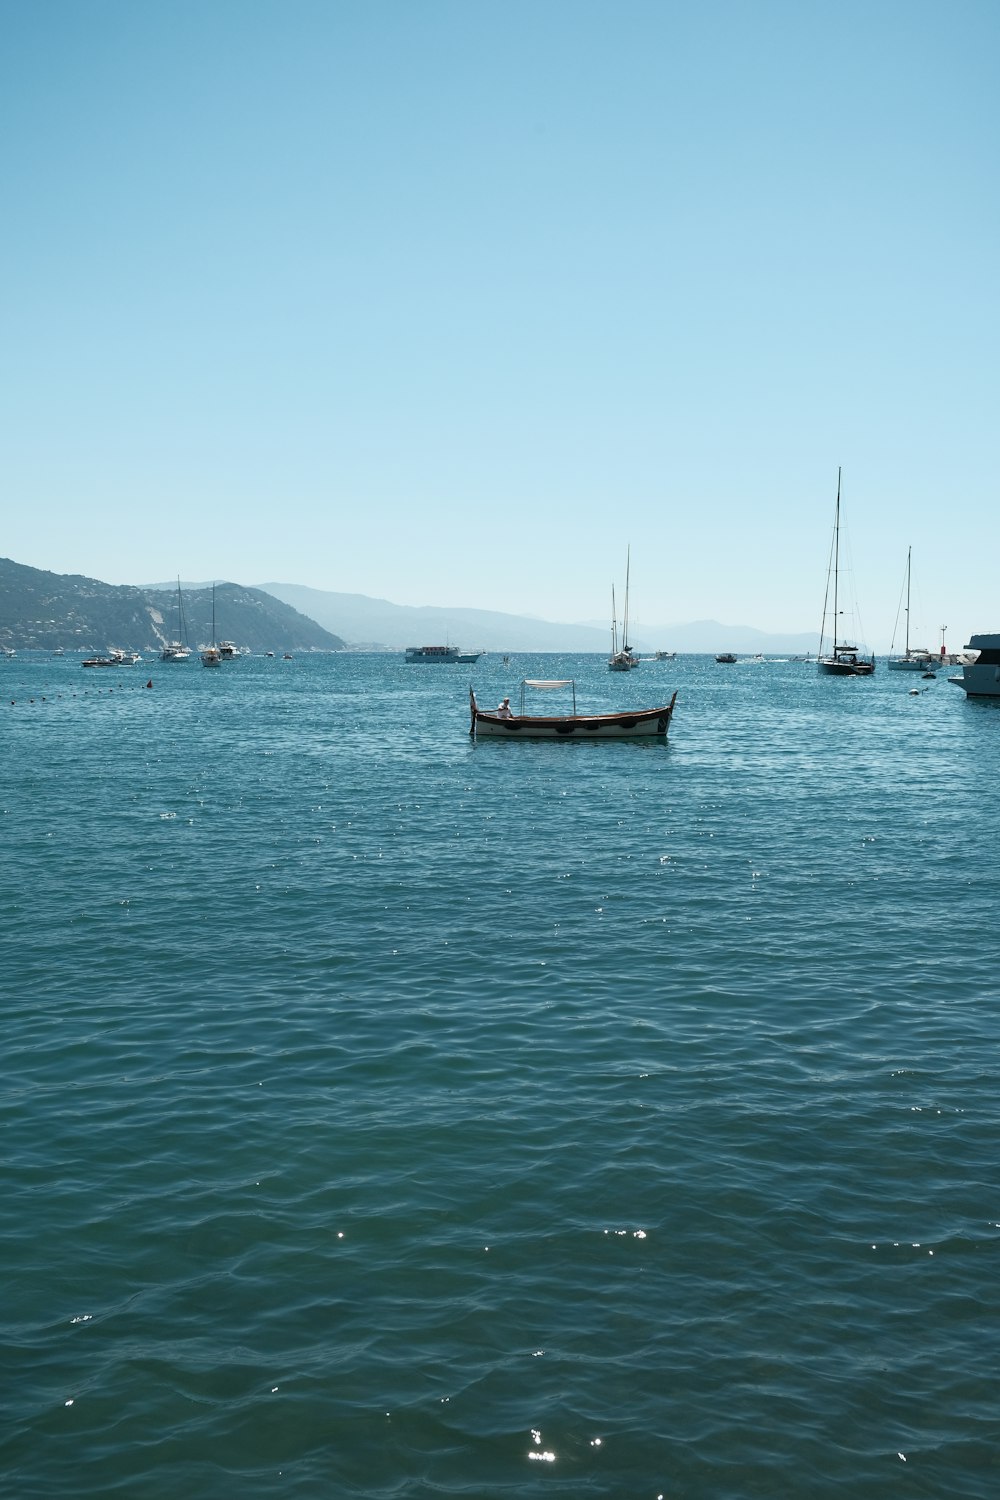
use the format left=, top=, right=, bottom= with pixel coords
left=611, top=584, right=618, bottom=655
left=832, top=468, right=841, bottom=654
left=623, top=546, right=631, bottom=652
left=904, top=545, right=911, bottom=656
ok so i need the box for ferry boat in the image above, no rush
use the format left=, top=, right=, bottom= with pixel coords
left=405, top=645, right=462, bottom=663
left=948, top=634, right=1000, bottom=697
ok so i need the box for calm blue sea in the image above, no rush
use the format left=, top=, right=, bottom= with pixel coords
left=2, top=652, right=999, bottom=1498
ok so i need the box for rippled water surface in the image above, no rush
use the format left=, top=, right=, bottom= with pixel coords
left=3, top=653, right=999, bottom=1497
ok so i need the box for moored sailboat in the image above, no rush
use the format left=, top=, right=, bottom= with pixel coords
left=887, top=548, right=935, bottom=671
left=202, top=584, right=221, bottom=667
left=608, top=549, right=640, bottom=671
left=160, top=577, right=191, bottom=662
left=817, top=469, right=875, bottom=677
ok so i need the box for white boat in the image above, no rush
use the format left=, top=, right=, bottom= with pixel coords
left=948, top=634, right=1000, bottom=696
left=653, top=650, right=676, bottom=661
left=160, top=577, right=192, bottom=661
left=405, top=645, right=462, bottom=663
left=82, top=648, right=140, bottom=668
left=887, top=548, right=935, bottom=671
left=217, top=641, right=242, bottom=661
left=470, top=681, right=677, bottom=739
left=817, top=469, right=875, bottom=676
left=608, top=551, right=640, bottom=671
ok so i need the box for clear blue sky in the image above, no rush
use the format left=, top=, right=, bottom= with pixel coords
left=2, top=0, right=997, bottom=645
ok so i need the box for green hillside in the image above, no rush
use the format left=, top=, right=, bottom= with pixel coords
left=0, top=558, right=345, bottom=653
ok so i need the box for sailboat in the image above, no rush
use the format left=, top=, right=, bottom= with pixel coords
left=608, top=548, right=640, bottom=671
left=817, top=469, right=875, bottom=676
left=201, top=584, right=221, bottom=667
left=160, top=577, right=191, bottom=661
left=887, top=548, right=935, bottom=671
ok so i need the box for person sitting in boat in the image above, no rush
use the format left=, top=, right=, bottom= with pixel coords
left=496, top=697, right=513, bottom=718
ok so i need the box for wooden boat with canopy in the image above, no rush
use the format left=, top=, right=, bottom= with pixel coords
left=469, top=680, right=677, bottom=739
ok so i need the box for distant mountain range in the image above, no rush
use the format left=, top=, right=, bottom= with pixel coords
left=0, top=557, right=819, bottom=655
left=257, top=582, right=819, bottom=655
left=0, top=559, right=345, bottom=653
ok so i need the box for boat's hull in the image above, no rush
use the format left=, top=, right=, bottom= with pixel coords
left=946, top=634, right=1000, bottom=695
left=818, top=656, right=875, bottom=676
left=401, top=645, right=470, bottom=663
left=888, top=656, right=935, bottom=671
left=949, top=668, right=1000, bottom=696
left=472, top=697, right=676, bottom=740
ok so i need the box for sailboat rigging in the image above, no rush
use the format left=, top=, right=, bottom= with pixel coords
left=817, top=469, right=875, bottom=677
left=887, top=548, right=935, bottom=671
left=160, top=577, right=191, bottom=662
left=608, top=547, right=640, bottom=671
left=201, top=584, right=221, bottom=667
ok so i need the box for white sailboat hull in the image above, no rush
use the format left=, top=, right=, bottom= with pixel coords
left=887, top=654, right=936, bottom=671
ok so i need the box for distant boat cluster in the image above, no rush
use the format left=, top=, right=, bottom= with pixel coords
left=3, top=484, right=994, bottom=696
left=155, top=580, right=255, bottom=668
